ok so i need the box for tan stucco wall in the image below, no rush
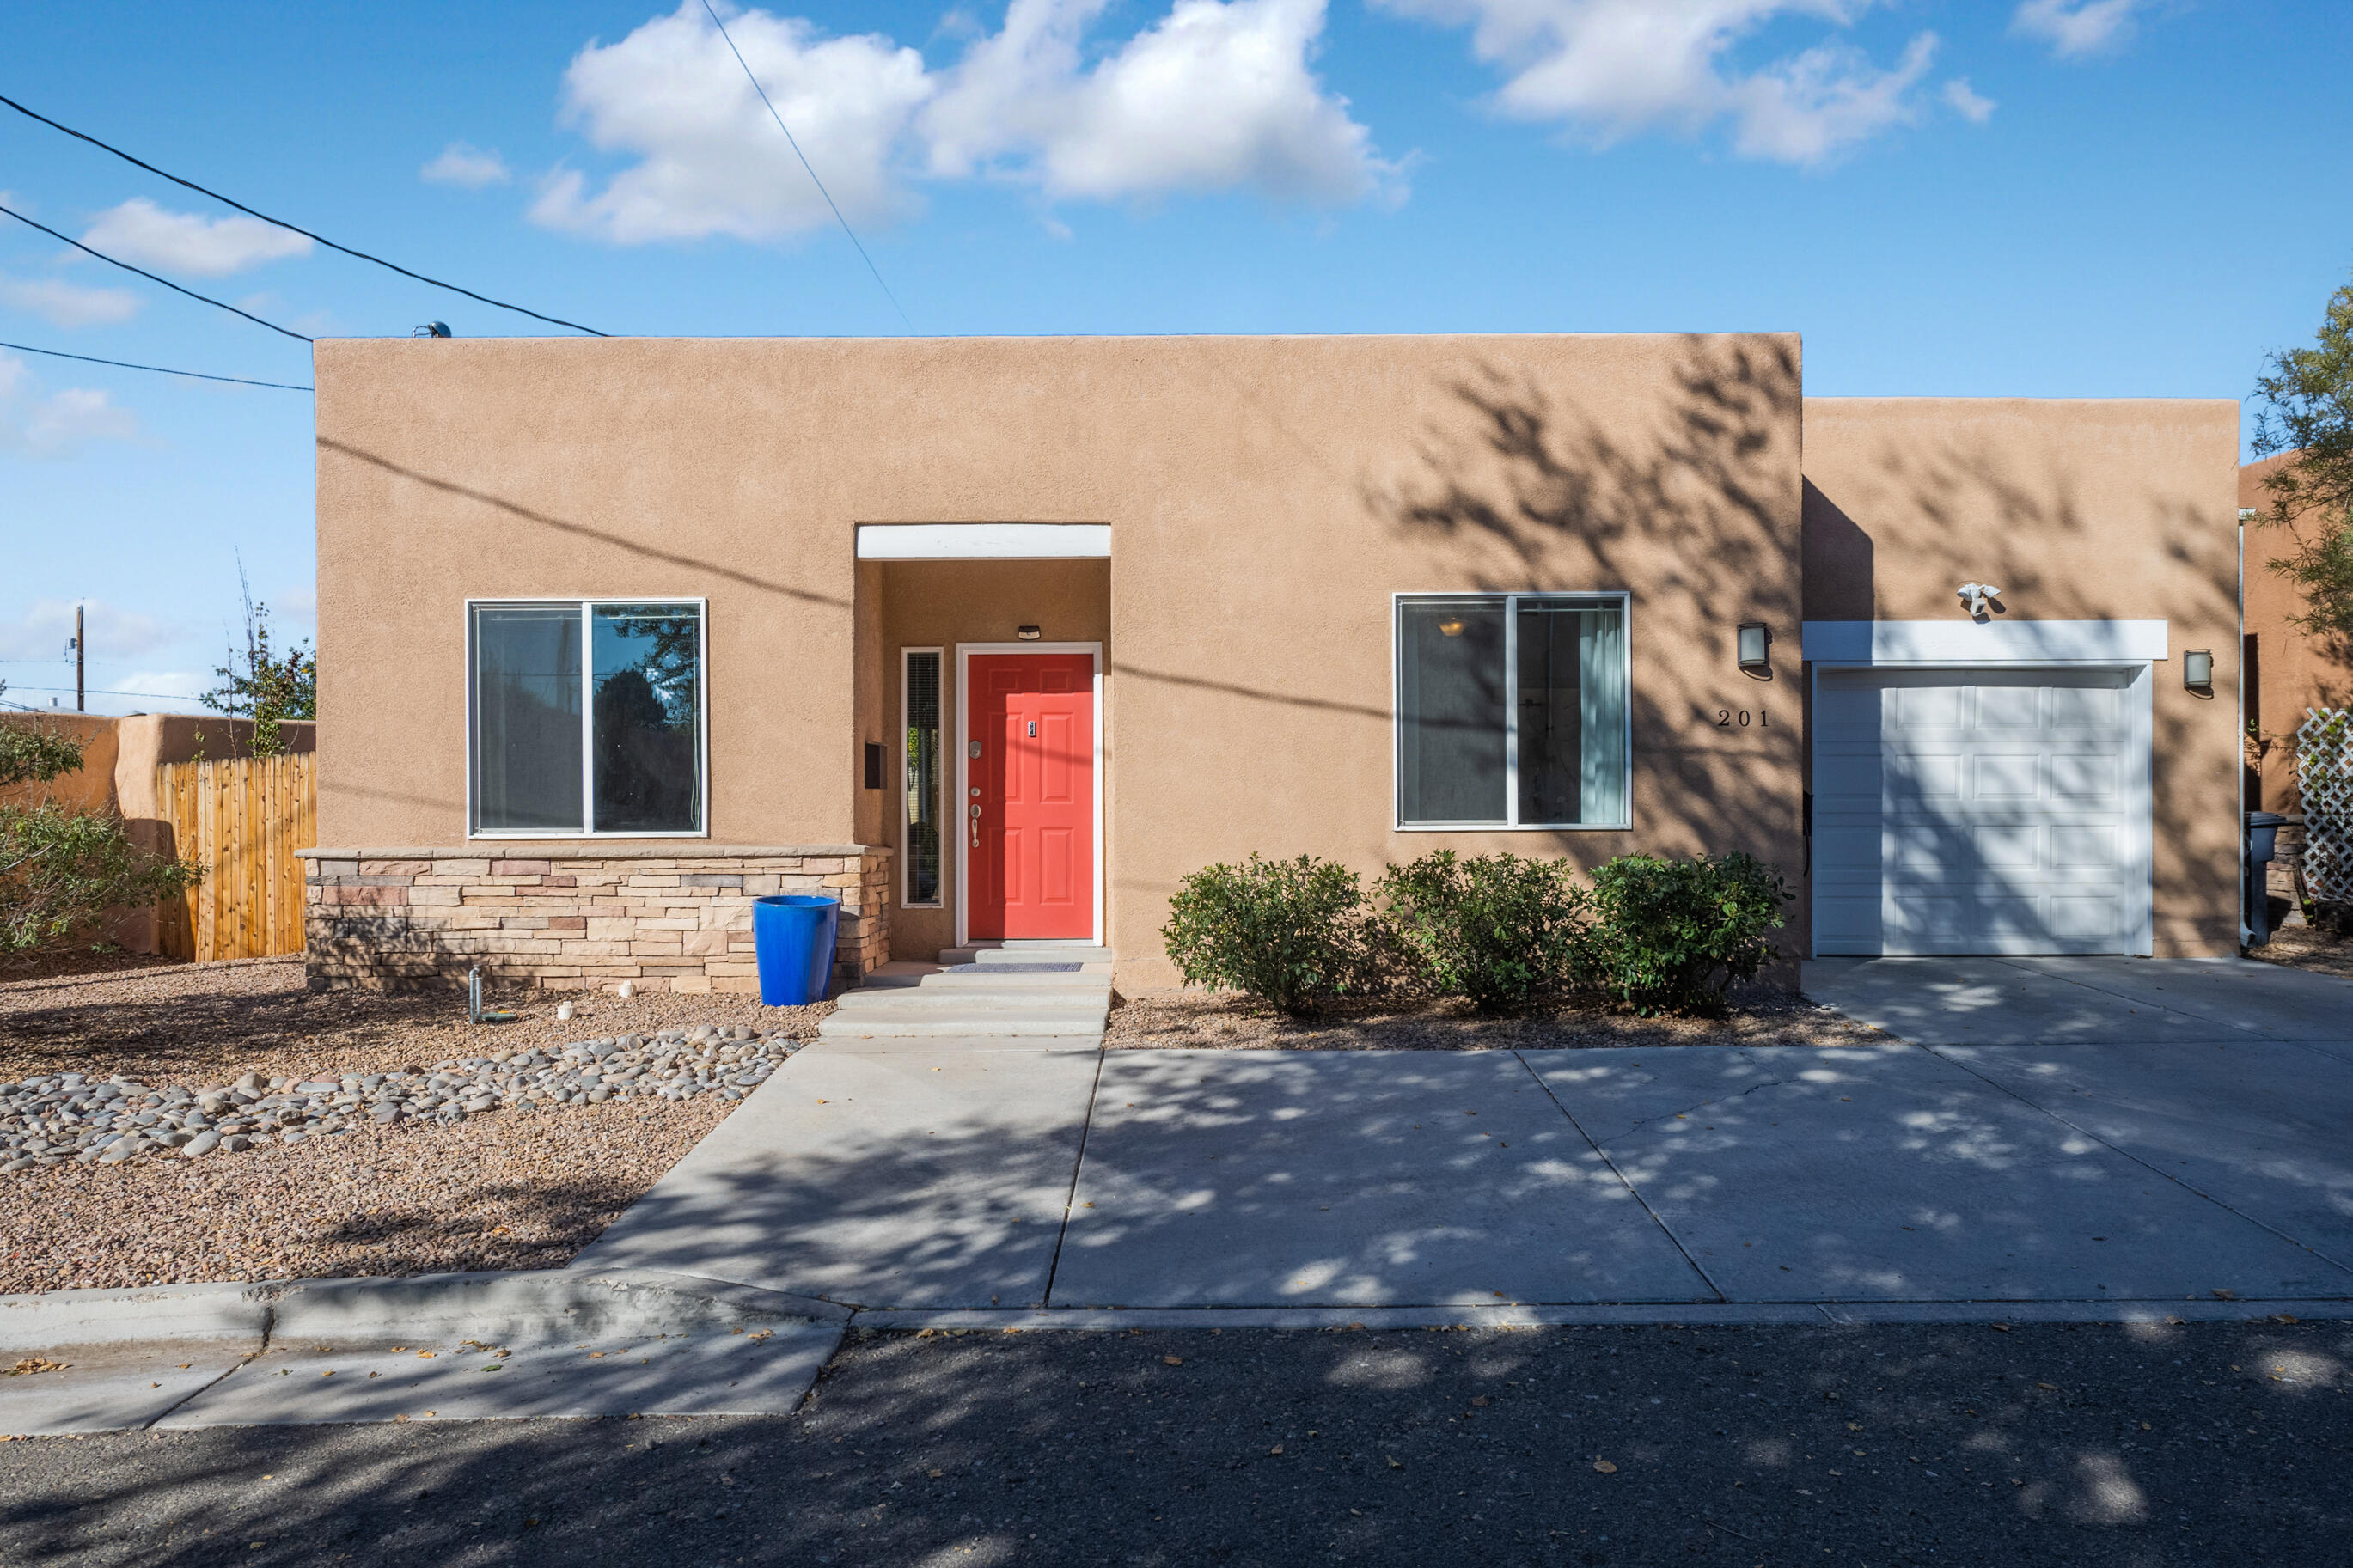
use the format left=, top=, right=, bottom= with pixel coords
left=2240, top=452, right=2351, bottom=815
left=0, top=713, right=119, bottom=814
left=1802, top=398, right=2243, bottom=955
left=316, top=333, right=1809, bottom=988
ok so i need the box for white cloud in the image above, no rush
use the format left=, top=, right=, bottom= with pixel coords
left=1376, top=0, right=1938, bottom=165
left=533, top=3, right=934, bottom=242
left=2011, top=0, right=2140, bottom=58
left=0, top=355, right=141, bottom=459
left=534, top=0, right=1398, bottom=242
left=78, top=198, right=311, bottom=278
left=923, top=0, right=1398, bottom=204
left=0, top=275, right=143, bottom=328
left=0, top=597, right=176, bottom=663
left=1941, top=76, right=1995, bottom=123
left=421, top=142, right=515, bottom=188
left=117, top=670, right=211, bottom=705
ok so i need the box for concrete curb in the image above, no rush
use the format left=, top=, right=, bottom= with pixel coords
left=0, top=1268, right=850, bottom=1351
left=845, top=1297, right=2353, bottom=1332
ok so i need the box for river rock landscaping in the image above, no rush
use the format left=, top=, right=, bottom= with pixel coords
left=0, top=956, right=833, bottom=1294
left=0, top=1023, right=800, bottom=1172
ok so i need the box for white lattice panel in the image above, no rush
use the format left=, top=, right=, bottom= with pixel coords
left=2298, top=708, right=2353, bottom=903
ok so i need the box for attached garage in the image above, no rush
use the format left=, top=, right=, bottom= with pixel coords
left=1806, top=622, right=2161, bottom=957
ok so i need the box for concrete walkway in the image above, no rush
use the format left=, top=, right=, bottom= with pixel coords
left=569, top=952, right=2353, bottom=1321
left=21, top=952, right=2352, bottom=1434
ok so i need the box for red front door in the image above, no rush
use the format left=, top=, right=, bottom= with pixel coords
left=968, top=652, right=1095, bottom=941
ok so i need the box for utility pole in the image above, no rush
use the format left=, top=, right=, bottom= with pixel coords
left=74, top=602, right=85, bottom=712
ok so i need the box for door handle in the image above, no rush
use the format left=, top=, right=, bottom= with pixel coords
left=970, top=802, right=981, bottom=849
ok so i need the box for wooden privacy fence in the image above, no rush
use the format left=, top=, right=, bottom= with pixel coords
left=156, top=753, right=317, bottom=961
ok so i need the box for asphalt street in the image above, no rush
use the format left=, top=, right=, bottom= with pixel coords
left=5, top=1319, right=2348, bottom=1566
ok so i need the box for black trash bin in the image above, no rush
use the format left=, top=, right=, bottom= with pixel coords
left=2247, top=811, right=2289, bottom=946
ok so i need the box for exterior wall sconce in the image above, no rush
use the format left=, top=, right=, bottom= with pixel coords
left=1737, top=622, right=1771, bottom=673
left=1016, top=625, right=1042, bottom=641
left=2184, top=649, right=2214, bottom=695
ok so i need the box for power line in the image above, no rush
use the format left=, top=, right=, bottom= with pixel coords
left=0, top=202, right=311, bottom=342
left=0, top=339, right=312, bottom=391
left=0, top=91, right=608, bottom=337
left=700, top=0, right=913, bottom=332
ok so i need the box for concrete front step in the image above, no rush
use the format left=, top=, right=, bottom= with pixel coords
left=938, top=945, right=1114, bottom=966
left=816, top=1014, right=1107, bottom=1040
left=859, top=961, right=1111, bottom=991
left=834, top=986, right=1108, bottom=1012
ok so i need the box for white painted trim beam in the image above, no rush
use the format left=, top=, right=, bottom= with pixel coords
left=857, top=524, right=1110, bottom=560
left=1803, top=619, right=2167, bottom=664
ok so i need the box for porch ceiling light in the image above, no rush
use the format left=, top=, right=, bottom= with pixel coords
left=1016, top=625, right=1042, bottom=641
left=1736, top=622, right=1770, bottom=671
left=2184, top=649, right=2214, bottom=694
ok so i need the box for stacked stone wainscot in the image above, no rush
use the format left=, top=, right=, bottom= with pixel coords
left=300, top=845, right=891, bottom=992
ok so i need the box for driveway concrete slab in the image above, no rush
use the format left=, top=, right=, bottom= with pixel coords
left=1050, top=1051, right=1710, bottom=1309
left=157, top=1326, right=840, bottom=1428
left=1805, top=955, right=2353, bottom=1046
left=0, top=1339, right=252, bottom=1436
left=1526, top=1043, right=2351, bottom=1303
left=1935, top=1040, right=2353, bottom=1270
left=567, top=1050, right=1099, bottom=1309
left=1998, top=956, right=2353, bottom=1043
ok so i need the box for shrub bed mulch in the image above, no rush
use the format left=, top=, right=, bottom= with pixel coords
left=1104, top=989, right=1886, bottom=1051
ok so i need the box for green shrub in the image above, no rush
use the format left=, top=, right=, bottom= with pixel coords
left=1161, top=854, right=1382, bottom=1016
left=0, top=801, right=203, bottom=952
left=1376, top=850, right=1590, bottom=1014
left=0, top=724, right=87, bottom=790
left=1583, top=851, right=1791, bottom=1015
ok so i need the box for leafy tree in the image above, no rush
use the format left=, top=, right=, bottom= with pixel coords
left=0, top=724, right=86, bottom=790
left=200, top=566, right=316, bottom=758
left=2252, top=272, right=2353, bottom=637
left=0, top=726, right=200, bottom=952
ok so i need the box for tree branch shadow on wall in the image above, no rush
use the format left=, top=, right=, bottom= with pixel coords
left=1361, top=339, right=1805, bottom=900
left=1804, top=428, right=2240, bottom=949
left=315, top=438, right=850, bottom=609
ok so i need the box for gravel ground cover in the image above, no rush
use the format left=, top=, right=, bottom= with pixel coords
left=0, top=959, right=834, bottom=1293
left=1105, top=989, right=1885, bottom=1050
left=2245, top=920, right=2353, bottom=980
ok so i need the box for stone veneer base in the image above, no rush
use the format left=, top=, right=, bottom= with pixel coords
left=300, top=845, right=892, bottom=994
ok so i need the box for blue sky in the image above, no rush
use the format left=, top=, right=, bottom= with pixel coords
left=3, top=0, right=2348, bottom=716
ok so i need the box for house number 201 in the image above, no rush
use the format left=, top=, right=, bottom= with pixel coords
left=1716, top=708, right=1767, bottom=728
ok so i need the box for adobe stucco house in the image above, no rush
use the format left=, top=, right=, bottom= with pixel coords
left=305, top=333, right=2242, bottom=993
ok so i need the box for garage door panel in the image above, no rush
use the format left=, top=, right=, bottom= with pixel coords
left=1892, top=684, right=1965, bottom=727
left=2049, top=755, right=2117, bottom=800
left=1812, top=666, right=2148, bottom=956
left=1971, top=753, right=2041, bottom=798
left=1974, top=685, right=2042, bottom=727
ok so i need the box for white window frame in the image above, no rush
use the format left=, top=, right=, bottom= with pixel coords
left=952, top=642, right=1106, bottom=949
left=1390, top=589, right=1634, bottom=833
left=901, top=645, right=945, bottom=907
left=464, top=596, right=712, bottom=839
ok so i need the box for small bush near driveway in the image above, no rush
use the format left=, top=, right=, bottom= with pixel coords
left=1376, top=851, right=1588, bottom=1015
left=1584, top=852, right=1793, bottom=1016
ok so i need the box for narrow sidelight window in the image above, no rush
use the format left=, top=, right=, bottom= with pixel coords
left=468, top=600, right=706, bottom=836
left=903, top=649, right=943, bottom=906
left=1395, top=593, right=1629, bottom=829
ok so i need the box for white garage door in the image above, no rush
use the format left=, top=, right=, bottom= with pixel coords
left=1812, top=668, right=2151, bottom=955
